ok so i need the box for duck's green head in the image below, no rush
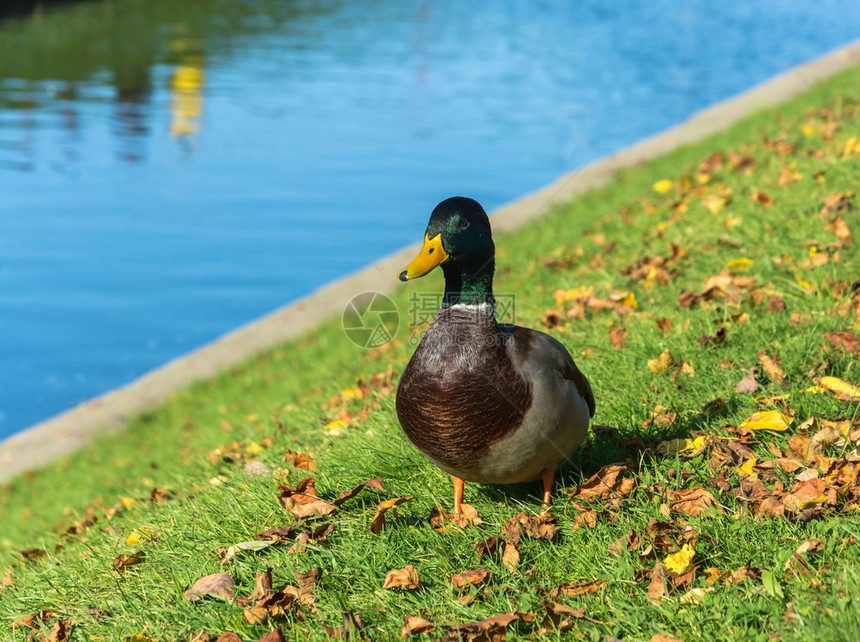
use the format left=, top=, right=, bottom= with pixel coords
left=398, top=197, right=494, bottom=284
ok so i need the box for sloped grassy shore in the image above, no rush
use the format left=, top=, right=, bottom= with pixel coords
left=2, top=66, right=860, bottom=641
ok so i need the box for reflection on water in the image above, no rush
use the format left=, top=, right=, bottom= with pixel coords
left=2, top=0, right=860, bottom=438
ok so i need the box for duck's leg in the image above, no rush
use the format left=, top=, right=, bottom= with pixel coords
left=540, top=468, right=554, bottom=514
left=453, top=476, right=465, bottom=515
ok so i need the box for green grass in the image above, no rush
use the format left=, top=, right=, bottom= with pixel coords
left=2, top=64, right=860, bottom=641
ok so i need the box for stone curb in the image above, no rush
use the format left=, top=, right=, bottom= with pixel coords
left=2, top=39, right=859, bottom=482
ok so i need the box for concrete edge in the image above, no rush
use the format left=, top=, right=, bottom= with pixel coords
left=3, top=39, right=860, bottom=482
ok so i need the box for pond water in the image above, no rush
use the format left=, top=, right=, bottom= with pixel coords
left=2, top=0, right=860, bottom=440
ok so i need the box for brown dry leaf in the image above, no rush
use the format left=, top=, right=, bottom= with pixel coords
left=401, top=615, right=435, bottom=637
left=277, top=477, right=337, bottom=519
left=609, top=530, right=639, bottom=556
left=751, top=190, right=774, bottom=206
left=296, top=567, right=322, bottom=593
left=572, top=510, right=598, bottom=530
left=824, top=214, right=854, bottom=244
left=669, top=486, right=720, bottom=517
left=517, top=512, right=559, bottom=539
left=451, top=569, right=491, bottom=589
left=754, top=496, right=791, bottom=518
left=475, top=536, right=501, bottom=560
left=541, top=601, right=587, bottom=632
left=757, top=351, right=787, bottom=387
left=502, top=540, right=520, bottom=572
left=735, top=367, right=759, bottom=393
left=215, top=634, right=243, bottom=642
left=648, top=349, right=678, bottom=374
left=651, top=634, right=683, bottom=642
left=184, top=573, right=237, bottom=602
left=333, top=477, right=386, bottom=506
left=570, top=461, right=636, bottom=501
left=289, top=452, right=317, bottom=471
left=609, top=328, right=628, bottom=349
left=826, top=332, right=859, bottom=354
left=456, top=504, right=484, bottom=528
left=656, top=318, right=674, bottom=332
left=503, top=516, right=523, bottom=543
left=647, top=561, right=668, bottom=601
left=11, top=610, right=57, bottom=630
left=383, top=565, right=420, bottom=590
left=36, top=619, right=75, bottom=642
left=370, top=496, right=413, bottom=534
left=546, top=579, right=607, bottom=599
left=782, top=478, right=828, bottom=511
left=440, top=612, right=525, bottom=642
left=258, top=627, right=287, bottom=642
left=113, top=551, right=146, bottom=573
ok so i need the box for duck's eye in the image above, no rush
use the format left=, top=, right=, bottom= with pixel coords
left=458, top=218, right=469, bottom=229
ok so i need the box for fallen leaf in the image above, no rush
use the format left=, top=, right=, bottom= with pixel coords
left=740, top=410, right=793, bottom=432
left=383, top=565, right=419, bottom=590
left=669, top=486, right=719, bottom=517
left=258, top=627, right=287, bottom=642
left=456, top=504, right=484, bottom=528
left=113, top=551, right=146, bottom=573
left=735, top=367, right=759, bottom=393
left=502, top=541, right=520, bottom=572
left=653, top=179, right=673, bottom=194
left=451, top=569, right=491, bottom=589
left=277, top=478, right=337, bottom=519
left=475, top=536, right=501, bottom=560
left=570, top=462, right=636, bottom=501
left=815, top=376, right=860, bottom=401
left=333, top=477, right=386, bottom=506
left=218, top=540, right=277, bottom=564
left=546, top=579, right=607, bottom=599
left=664, top=542, right=697, bottom=577
left=647, top=562, right=668, bottom=601
left=757, top=351, right=787, bottom=387
left=648, top=349, right=678, bottom=374
left=401, top=615, right=435, bottom=637
left=296, top=567, right=322, bottom=593
left=651, top=634, right=683, bottom=642
left=751, top=190, right=774, bottom=206
left=516, top=512, right=559, bottom=539
left=826, top=332, right=859, bottom=354
left=782, top=478, right=828, bottom=511
left=184, top=573, right=237, bottom=602
left=609, top=328, right=628, bottom=349
left=370, top=496, right=413, bottom=534
left=680, top=587, right=714, bottom=603
left=541, top=601, right=587, bottom=632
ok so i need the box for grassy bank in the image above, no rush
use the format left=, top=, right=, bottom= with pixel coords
left=2, top=64, right=860, bottom=641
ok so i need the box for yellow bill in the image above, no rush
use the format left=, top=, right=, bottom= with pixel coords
left=398, top=233, right=449, bottom=281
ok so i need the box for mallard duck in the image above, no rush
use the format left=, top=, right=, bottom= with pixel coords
left=395, top=197, right=595, bottom=514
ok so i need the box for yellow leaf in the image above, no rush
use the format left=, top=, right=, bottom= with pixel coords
left=816, top=377, right=860, bottom=402
left=665, top=542, right=697, bottom=577
left=702, top=195, right=727, bottom=215
left=245, top=442, right=264, bottom=454
left=324, top=419, right=348, bottom=435
left=120, top=497, right=137, bottom=510
left=800, top=123, right=816, bottom=137
left=648, top=349, right=676, bottom=374
left=653, top=179, right=673, bottom=194
left=553, top=285, right=594, bottom=304
left=244, top=413, right=259, bottom=422
left=794, top=274, right=815, bottom=290
left=842, top=136, right=860, bottom=158
left=735, top=456, right=758, bottom=478
left=727, top=258, right=753, bottom=271
left=126, top=528, right=155, bottom=546
left=739, top=410, right=793, bottom=432
left=340, top=387, right=363, bottom=400
left=656, top=438, right=692, bottom=456
left=680, top=362, right=696, bottom=378
left=724, top=215, right=742, bottom=228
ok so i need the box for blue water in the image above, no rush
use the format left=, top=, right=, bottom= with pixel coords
left=2, top=0, right=860, bottom=439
